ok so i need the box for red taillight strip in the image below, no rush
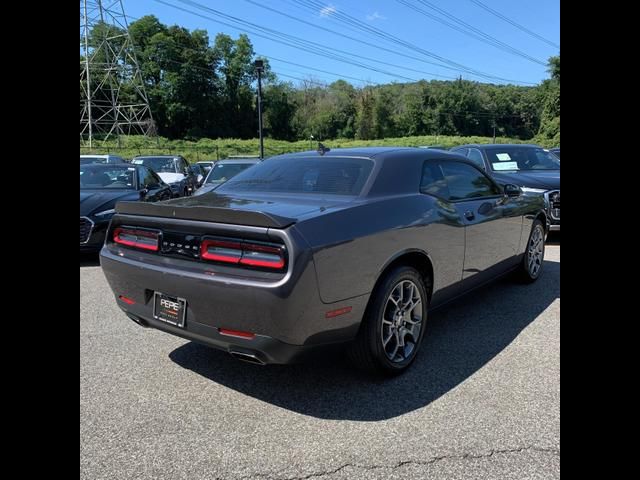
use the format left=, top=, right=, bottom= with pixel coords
left=218, top=328, right=256, bottom=339
left=200, top=239, right=243, bottom=263
left=239, top=243, right=286, bottom=269
left=200, top=237, right=286, bottom=270
left=118, top=295, right=136, bottom=305
left=113, top=227, right=159, bottom=251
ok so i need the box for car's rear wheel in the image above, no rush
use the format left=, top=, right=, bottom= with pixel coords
left=348, top=266, right=428, bottom=376
left=518, top=219, right=545, bottom=283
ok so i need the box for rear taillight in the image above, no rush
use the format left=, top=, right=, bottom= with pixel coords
left=239, top=243, right=286, bottom=269
left=113, top=227, right=160, bottom=251
left=200, top=238, right=286, bottom=270
left=200, top=239, right=243, bottom=264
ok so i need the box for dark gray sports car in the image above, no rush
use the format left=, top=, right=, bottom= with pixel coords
left=100, top=147, right=548, bottom=375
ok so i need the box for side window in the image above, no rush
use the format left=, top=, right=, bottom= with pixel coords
left=420, top=162, right=450, bottom=199
left=439, top=161, right=501, bottom=201
left=466, top=149, right=486, bottom=170
left=139, top=166, right=159, bottom=188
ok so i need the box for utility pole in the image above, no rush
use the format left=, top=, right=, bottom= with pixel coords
left=492, top=117, right=496, bottom=144
left=254, top=59, right=264, bottom=159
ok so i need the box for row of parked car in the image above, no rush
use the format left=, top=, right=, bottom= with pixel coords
left=81, top=143, right=559, bottom=254
left=80, top=154, right=261, bottom=252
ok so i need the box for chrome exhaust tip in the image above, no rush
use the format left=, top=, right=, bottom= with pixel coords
left=229, top=351, right=266, bottom=365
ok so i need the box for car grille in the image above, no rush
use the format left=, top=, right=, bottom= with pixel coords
left=548, top=190, right=560, bottom=220
left=80, top=217, right=93, bottom=244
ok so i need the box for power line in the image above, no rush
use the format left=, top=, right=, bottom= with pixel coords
left=156, top=0, right=421, bottom=82
left=289, top=0, right=538, bottom=83
left=395, top=0, right=547, bottom=65
left=137, top=2, right=462, bottom=83
left=119, top=9, right=544, bottom=96
left=258, top=54, right=380, bottom=85
left=169, top=0, right=534, bottom=85
left=241, top=0, right=471, bottom=77
left=468, top=0, right=559, bottom=49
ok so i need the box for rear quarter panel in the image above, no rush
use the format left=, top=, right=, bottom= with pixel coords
left=294, top=194, right=465, bottom=304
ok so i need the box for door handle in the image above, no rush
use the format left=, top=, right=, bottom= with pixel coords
left=464, top=210, right=475, bottom=221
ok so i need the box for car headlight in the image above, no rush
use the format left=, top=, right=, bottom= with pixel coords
left=520, top=187, right=547, bottom=194
left=94, top=208, right=115, bottom=217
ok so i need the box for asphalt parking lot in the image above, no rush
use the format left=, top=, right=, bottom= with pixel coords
left=80, top=239, right=559, bottom=480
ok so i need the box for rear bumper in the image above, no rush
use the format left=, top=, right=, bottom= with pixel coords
left=100, top=243, right=368, bottom=363
left=122, top=309, right=335, bottom=364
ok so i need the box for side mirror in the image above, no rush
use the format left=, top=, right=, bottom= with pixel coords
left=504, top=184, right=521, bottom=197
left=139, top=187, right=149, bottom=198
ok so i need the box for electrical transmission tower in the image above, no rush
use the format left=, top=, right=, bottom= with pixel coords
left=80, top=0, right=154, bottom=147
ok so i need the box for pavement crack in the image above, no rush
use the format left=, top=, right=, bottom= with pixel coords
left=239, top=446, right=560, bottom=479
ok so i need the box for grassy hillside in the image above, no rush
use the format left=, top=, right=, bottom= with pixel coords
left=80, top=134, right=553, bottom=162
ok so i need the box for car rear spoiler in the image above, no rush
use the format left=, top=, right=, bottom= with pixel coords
left=115, top=201, right=296, bottom=229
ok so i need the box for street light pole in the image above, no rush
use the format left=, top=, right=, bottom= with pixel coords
left=254, top=59, right=264, bottom=160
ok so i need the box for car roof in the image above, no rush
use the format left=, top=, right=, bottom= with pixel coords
left=274, top=146, right=466, bottom=161
left=80, top=163, right=133, bottom=168
left=133, top=155, right=181, bottom=158
left=452, top=143, right=543, bottom=150
left=80, top=154, right=121, bottom=158
left=216, top=158, right=262, bottom=164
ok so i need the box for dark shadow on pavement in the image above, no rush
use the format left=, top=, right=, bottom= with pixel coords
left=80, top=253, right=101, bottom=267
left=546, top=232, right=560, bottom=245
left=170, top=259, right=559, bottom=421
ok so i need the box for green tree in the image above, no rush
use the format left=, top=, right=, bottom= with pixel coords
left=355, top=88, right=376, bottom=139
left=263, top=82, right=297, bottom=140
left=213, top=34, right=272, bottom=139
left=537, top=56, right=560, bottom=145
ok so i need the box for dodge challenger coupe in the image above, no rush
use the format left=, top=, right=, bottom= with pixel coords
left=100, top=147, right=548, bottom=375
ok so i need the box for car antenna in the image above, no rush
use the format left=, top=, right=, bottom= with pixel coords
left=317, top=142, right=330, bottom=156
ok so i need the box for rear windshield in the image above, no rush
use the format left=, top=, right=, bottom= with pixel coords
left=206, top=163, right=256, bottom=183
left=131, top=157, right=177, bottom=173
left=80, top=165, right=135, bottom=190
left=217, top=157, right=374, bottom=195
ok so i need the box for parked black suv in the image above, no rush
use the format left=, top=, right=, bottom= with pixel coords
left=450, top=144, right=559, bottom=231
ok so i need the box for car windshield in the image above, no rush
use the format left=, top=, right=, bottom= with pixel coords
left=131, top=157, right=177, bottom=173
left=486, top=147, right=560, bottom=172
left=80, top=165, right=136, bottom=190
left=206, top=163, right=256, bottom=184
left=216, top=157, right=374, bottom=195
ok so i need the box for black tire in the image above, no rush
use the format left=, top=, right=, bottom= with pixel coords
left=517, top=219, right=546, bottom=283
left=348, top=265, right=429, bottom=376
